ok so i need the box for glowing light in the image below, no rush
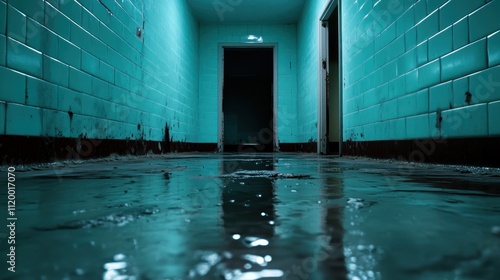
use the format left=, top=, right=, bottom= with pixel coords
left=232, top=269, right=284, bottom=280
left=103, top=261, right=127, bottom=270
left=250, top=239, right=269, bottom=247
left=243, top=35, right=264, bottom=43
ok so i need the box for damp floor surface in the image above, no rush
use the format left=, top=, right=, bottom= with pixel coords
left=2, top=153, right=500, bottom=280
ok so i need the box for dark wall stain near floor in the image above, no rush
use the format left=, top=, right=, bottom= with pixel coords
left=162, top=122, right=170, bottom=153
left=343, top=137, right=500, bottom=167
left=279, top=142, right=318, bottom=153
left=0, top=135, right=219, bottom=164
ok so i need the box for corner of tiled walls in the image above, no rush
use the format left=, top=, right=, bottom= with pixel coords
left=342, top=0, right=500, bottom=142
left=0, top=0, right=199, bottom=142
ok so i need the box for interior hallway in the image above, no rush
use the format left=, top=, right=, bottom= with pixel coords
left=1, top=0, right=499, bottom=165
left=1, top=0, right=500, bottom=279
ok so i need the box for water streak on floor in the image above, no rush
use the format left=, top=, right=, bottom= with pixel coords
left=2, top=153, right=500, bottom=279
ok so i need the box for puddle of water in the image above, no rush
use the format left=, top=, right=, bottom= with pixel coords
left=3, top=154, right=500, bottom=279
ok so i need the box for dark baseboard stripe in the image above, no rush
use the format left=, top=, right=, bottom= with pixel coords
left=342, top=137, right=500, bottom=167
left=279, top=142, right=318, bottom=153
left=5, top=135, right=495, bottom=167
left=0, top=135, right=218, bottom=164
left=0, top=136, right=321, bottom=164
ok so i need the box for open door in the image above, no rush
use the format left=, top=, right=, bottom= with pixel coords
left=319, top=0, right=342, bottom=155
left=218, top=45, right=277, bottom=152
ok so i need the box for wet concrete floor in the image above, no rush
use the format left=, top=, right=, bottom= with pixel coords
left=1, top=153, right=500, bottom=279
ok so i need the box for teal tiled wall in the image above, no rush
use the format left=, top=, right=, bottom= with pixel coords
left=343, top=0, right=500, bottom=141
left=4, top=0, right=497, bottom=149
left=0, top=0, right=199, bottom=143
left=296, top=0, right=328, bottom=143
left=197, top=24, right=298, bottom=143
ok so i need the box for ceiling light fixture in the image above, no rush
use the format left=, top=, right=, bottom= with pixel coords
left=243, top=35, right=264, bottom=43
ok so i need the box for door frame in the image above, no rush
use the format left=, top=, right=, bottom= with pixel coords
left=318, top=0, right=343, bottom=155
left=218, top=43, right=279, bottom=152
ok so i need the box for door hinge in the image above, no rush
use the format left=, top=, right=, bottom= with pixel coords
left=322, top=59, right=327, bottom=69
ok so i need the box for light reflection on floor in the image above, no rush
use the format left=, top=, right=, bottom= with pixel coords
left=2, top=153, right=500, bottom=279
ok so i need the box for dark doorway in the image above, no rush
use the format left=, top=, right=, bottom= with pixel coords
left=327, top=8, right=340, bottom=154
left=223, top=48, right=274, bottom=152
